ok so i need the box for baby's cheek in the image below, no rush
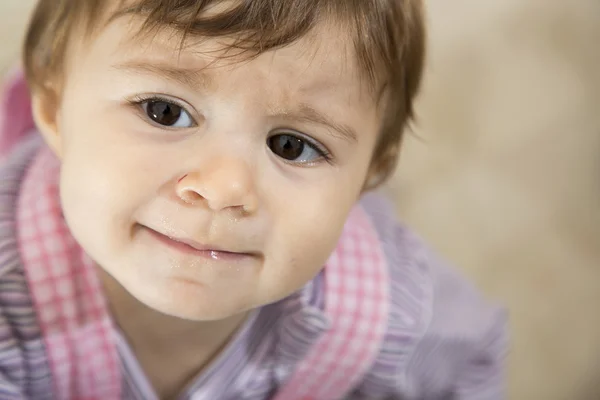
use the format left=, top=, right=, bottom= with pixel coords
left=282, top=217, right=345, bottom=267
left=60, top=156, right=127, bottom=236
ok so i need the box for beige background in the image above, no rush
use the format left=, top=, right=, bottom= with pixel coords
left=2, top=1, right=600, bottom=399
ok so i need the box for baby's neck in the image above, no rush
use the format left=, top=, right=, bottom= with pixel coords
left=98, top=269, right=249, bottom=399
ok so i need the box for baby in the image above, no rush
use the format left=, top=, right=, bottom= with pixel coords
left=0, top=0, right=507, bottom=399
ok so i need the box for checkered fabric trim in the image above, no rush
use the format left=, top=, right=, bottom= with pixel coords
left=274, top=207, right=390, bottom=400
left=16, top=148, right=121, bottom=399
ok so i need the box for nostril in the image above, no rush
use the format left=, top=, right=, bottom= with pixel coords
left=180, top=190, right=203, bottom=204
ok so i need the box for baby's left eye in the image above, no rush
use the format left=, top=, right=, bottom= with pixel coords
left=141, top=99, right=195, bottom=128
left=267, top=133, right=330, bottom=164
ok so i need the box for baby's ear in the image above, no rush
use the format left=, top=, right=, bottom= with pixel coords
left=31, top=85, right=63, bottom=158
left=362, top=142, right=401, bottom=192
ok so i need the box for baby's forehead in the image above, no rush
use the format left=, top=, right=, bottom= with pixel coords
left=91, top=0, right=384, bottom=96
left=107, top=16, right=370, bottom=100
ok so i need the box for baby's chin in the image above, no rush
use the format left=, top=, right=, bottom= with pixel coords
left=125, top=273, right=259, bottom=321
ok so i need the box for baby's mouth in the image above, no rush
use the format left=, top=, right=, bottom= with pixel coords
left=141, top=225, right=258, bottom=262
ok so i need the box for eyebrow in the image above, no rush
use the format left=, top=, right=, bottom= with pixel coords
left=113, top=61, right=216, bottom=91
left=285, top=103, right=358, bottom=143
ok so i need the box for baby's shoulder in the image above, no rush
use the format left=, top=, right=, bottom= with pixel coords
left=0, top=136, right=41, bottom=273
left=359, top=192, right=505, bottom=337
left=0, top=133, right=43, bottom=300
left=0, top=135, right=50, bottom=395
left=358, top=193, right=507, bottom=391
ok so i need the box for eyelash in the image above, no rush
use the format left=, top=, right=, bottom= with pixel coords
left=127, top=94, right=334, bottom=164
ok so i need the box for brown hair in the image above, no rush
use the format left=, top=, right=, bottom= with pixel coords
left=23, top=0, right=425, bottom=186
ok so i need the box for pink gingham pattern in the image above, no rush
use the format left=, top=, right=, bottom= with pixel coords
left=274, top=207, right=390, bottom=400
left=16, top=148, right=122, bottom=399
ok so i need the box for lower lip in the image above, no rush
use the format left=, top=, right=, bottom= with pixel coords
left=142, top=226, right=254, bottom=262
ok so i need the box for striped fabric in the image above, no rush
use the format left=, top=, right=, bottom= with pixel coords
left=0, top=137, right=53, bottom=399
left=0, top=137, right=508, bottom=399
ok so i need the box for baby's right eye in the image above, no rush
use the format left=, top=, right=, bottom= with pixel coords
left=137, top=97, right=196, bottom=128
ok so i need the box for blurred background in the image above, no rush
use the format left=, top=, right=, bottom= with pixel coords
left=1, top=0, right=599, bottom=399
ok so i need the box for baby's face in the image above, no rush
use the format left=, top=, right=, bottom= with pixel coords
left=51, top=15, right=381, bottom=320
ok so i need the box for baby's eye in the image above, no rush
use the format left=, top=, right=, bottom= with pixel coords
left=267, top=133, right=331, bottom=164
left=141, top=99, right=195, bottom=128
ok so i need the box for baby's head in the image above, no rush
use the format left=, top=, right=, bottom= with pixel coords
left=23, top=0, right=425, bottom=320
